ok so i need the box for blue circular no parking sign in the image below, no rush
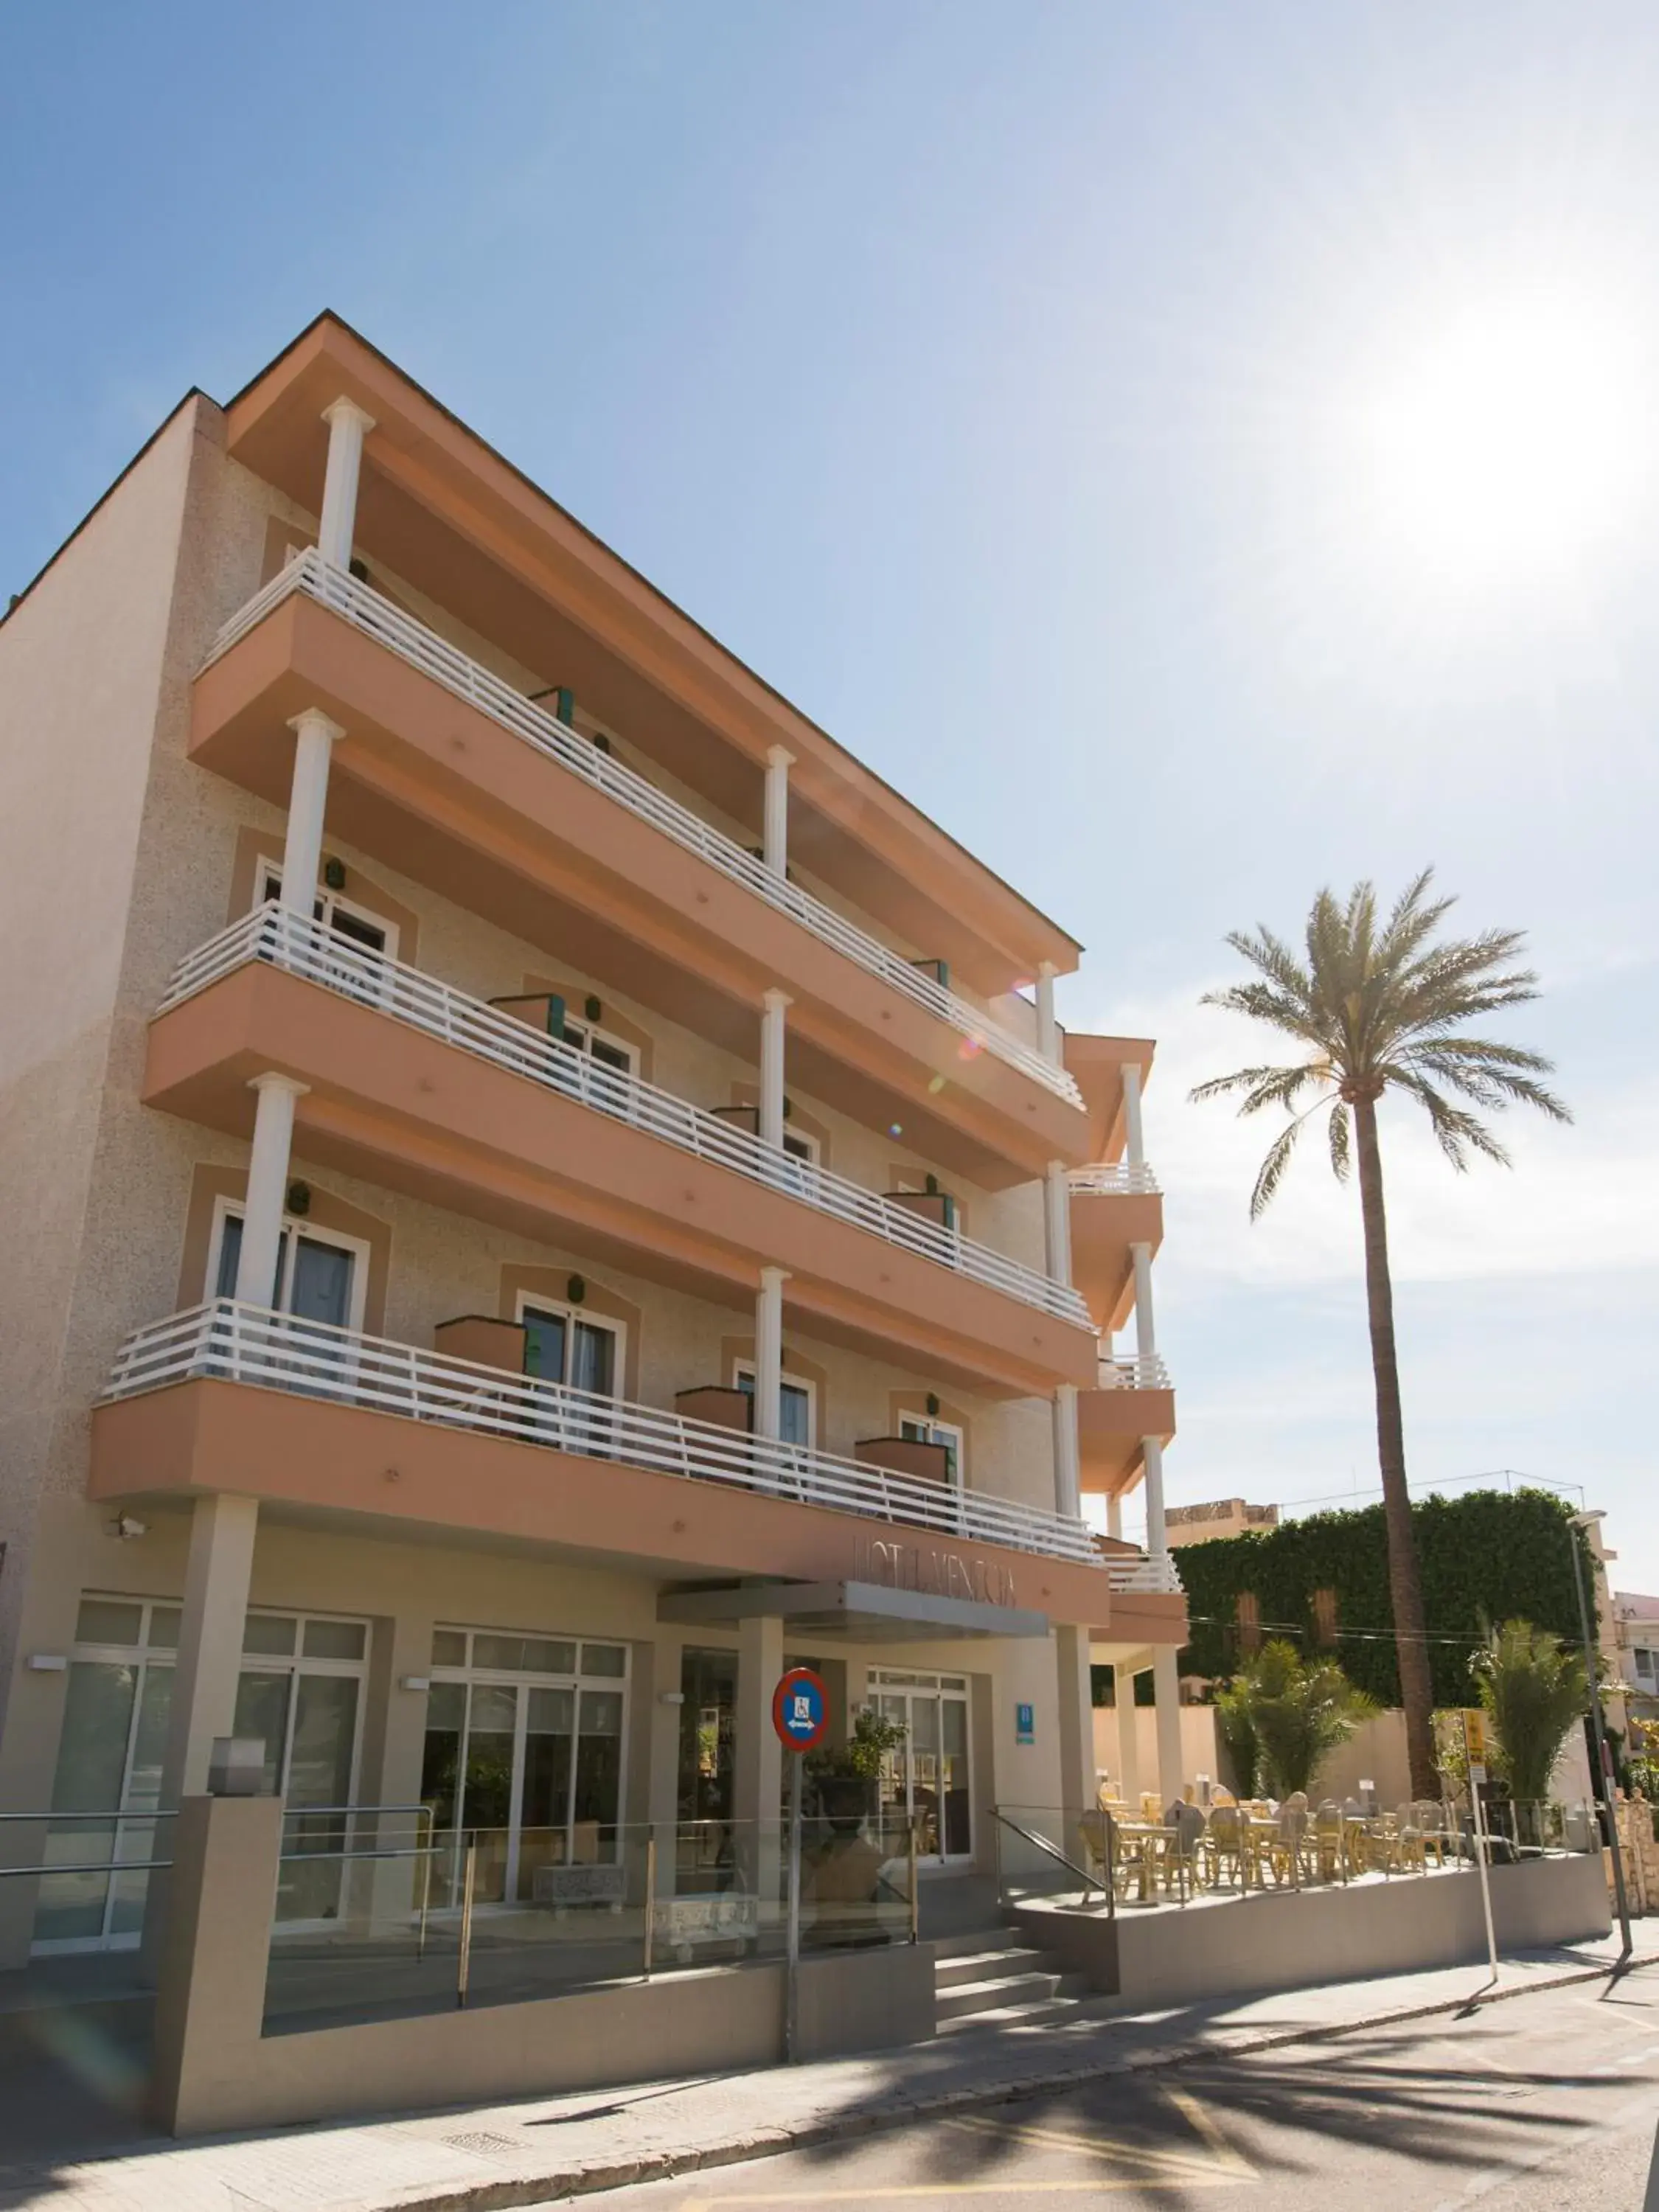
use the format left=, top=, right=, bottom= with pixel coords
left=772, top=1666, right=830, bottom=1753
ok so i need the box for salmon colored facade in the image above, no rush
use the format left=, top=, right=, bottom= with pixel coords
left=0, top=316, right=1186, bottom=2034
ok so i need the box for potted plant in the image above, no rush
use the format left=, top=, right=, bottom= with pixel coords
left=1472, top=1617, right=1587, bottom=1850
left=806, top=1708, right=907, bottom=1833
left=1222, top=1640, right=1377, bottom=1799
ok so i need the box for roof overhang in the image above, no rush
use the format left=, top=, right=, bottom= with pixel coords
left=658, top=1578, right=1051, bottom=1642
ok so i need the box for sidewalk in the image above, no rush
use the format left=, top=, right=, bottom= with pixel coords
left=2, top=1933, right=1652, bottom=2212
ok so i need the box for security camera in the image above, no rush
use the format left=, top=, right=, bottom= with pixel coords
left=111, top=1514, right=148, bottom=1541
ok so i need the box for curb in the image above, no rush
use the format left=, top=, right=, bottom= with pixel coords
left=360, top=1947, right=1659, bottom=2211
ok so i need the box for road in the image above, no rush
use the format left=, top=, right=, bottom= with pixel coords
left=577, top=1970, right=1659, bottom=2211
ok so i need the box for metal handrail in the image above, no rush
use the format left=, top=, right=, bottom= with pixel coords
left=201, top=551, right=1086, bottom=1110
left=156, top=905, right=1090, bottom=1328
left=101, top=1298, right=1104, bottom=1566
left=988, top=1805, right=1110, bottom=1912
left=0, top=1808, right=175, bottom=1821
left=0, top=1859, right=172, bottom=1877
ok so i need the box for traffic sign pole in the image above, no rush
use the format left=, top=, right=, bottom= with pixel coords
left=1463, top=1711, right=1498, bottom=1983
left=771, top=1667, right=830, bottom=2067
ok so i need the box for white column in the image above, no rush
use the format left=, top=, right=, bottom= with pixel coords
left=754, top=1266, right=787, bottom=1443
left=279, top=709, right=342, bottom=920
left=734, top=1612, right=785, bottom=1924
left=1106, top=1494, right=1124, bottom=1542
left=1116, top=1670, right=1143, bottom=1804
left=759, top=990, right=790, bottom=1151
left=1055, top=1625, right=1097, bottom=1827
left=161, top=1494, right=260, bottom=1804
left=234, top=1074, right=308, bottom=1308
left=763, top=746, right=792, bottom=876
left=1130, top=1240, right=1157, bottom=1366
left=1034, top=961, right=1060, bottom=1065
left=1121, top=1061, right=1147, bottom=1171
left=1141, top=1433, right=1170, bottom=1559
left=1152, top=1646, right=1184, bottom=1806
left=317, top=397, right=375, bottom=571
left=1043, top=1161, right=1073, bottom=1285
left=1051, top=1385, right=1081, bottom=1520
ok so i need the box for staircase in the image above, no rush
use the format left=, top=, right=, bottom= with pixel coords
left=932, top=1924, right=1099, bottom=2034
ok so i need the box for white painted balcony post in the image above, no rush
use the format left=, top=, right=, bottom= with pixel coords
left=1043, top=1161, right=1073, bottom=1286
left=763, top=746, right=792, bottom=877
left=159, top=1492, right=260, bottom=1806
left=279, top=709, right=343, bottom=917
left=317, top=397, right=375, bottom=572
left=1141, top=1433, right=1169, bottom=1560
left=1130, top=1240, right=1157, bottom=1365
left=1052, top=1383, right=1081, bottom=1520
left=1152, top=1646, right=1185, bottom=1806
left=1106, top=1493, right=1124, bottom=1542
left=754, top=1266, right=788, bottom=1443
left=1034, top=961, right=1060, bottom=1065
left=234, top=1074, right=308, bottom=1307
left=1122, top=1061, right=1147, bottom=1171
left=759, top=990, right=790, bottom=1151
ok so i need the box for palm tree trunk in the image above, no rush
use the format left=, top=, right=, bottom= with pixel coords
left=1352, top=1096, right=1437, bottom=1796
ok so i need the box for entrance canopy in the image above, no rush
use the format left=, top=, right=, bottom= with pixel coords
left=658, top=1578, right=1049, bottom=1643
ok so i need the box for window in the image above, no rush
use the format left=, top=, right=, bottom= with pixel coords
left=206, top=1199, right=369, bottom=1333
left=422, top=1627, right=631, bottom=1904
left=782, top=1127, right=819, bottom=1166
left=257, top=858, right=399, bottom=960
left=1636, top=1647, right=1655, bottom=1683
left=557, top=1015, right=638, bottom=1079
left=900, top=1415, right=963, bottom=1489
left=734, top=1361, right=815, bottom=1450
left=515, top=1296, right=622, bottom=1398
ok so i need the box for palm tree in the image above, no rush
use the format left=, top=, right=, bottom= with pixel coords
left=1191, top=872, right=1570, bottom=1795
left=1472, top=1618, right=1587, bottom=1840
left=1224, top=1641, right=1378, bottom=1799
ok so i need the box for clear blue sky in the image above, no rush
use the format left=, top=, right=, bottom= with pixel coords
left=6, top=4, right=1655, bottom=1589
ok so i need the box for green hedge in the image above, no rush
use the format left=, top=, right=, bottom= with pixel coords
left=1175, top=1487, right=1592, bottom=1708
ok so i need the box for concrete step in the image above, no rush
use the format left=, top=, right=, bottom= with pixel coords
left=935, top=1968, right=1067, bottom=2023
left=931, top=1924, right=1026, bottom=1961
left=936, top=1991, right=1107, bottom=2036
left=934, top=1945, right=1053, bottom=1991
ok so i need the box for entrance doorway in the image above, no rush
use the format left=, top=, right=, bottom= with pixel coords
left=419, top=1627, right=630, bottom=1906
left=870, top=1670, right=973, bottom=1863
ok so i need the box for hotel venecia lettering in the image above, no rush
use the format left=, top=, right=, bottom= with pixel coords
left=855, top=1535, right=1017, bottom=1609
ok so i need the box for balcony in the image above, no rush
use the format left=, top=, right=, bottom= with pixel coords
left=147, top=908, right=1096, bottom=1397
left=1078, top=1354, right=1176, bottom=1500
left=92, top=1303, right=1116, bottom=1615
left=192, top=554, right=1088, bottom=1187
left=1067, top=1169, right=1164, bottom=1335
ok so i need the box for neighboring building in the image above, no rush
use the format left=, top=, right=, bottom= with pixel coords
left=0, top=314, right=1186, bottom=1992
left=1613, top=1593, right=1659, bottom=1729
left=1164, top=1499, right=1281, bottom=1549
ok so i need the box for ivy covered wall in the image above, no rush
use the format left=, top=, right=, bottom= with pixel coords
left=1175, top=1487, right=1592, bottom=1708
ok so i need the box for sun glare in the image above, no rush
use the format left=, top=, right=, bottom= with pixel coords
left=1354, top=292, right=1648, bottom=586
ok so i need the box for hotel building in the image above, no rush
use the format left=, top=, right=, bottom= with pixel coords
left=0, top=315, right=1184, bottom=1997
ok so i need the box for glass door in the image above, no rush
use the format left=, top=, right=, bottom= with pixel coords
left=231, top=1611, right=367, bottom=1924
left=521, top=1301, right=621, bottom=1457
left=871, top=1672, right=973, bottom=1865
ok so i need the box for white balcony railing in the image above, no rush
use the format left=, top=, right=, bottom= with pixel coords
left=1096, top=1352, right=1172, bottom=1391
left=158, top=907, right=1091, bottom=1329
left=1100, top=1550, right=1184, bottom=1595
left=1068, top=1162, right=1161, bottom=1197
left=100, top=1301, right=1104, bottom=1568
left=201, top=552, right=1085, bottom=1111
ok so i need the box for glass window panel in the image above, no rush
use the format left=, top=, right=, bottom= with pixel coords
left=572, top=1692, right=624, bottom=1852
left=278, top=1676, right=360, bottom=1922
left=213, top=1214, right=243, bottom=1301
left=942, top=1699, right=969, bottom=1756
left=75, top=1599, right=143, bottom=1649
left=527, top=1686, right=575, bottom=1732
left=580, top=1643, right=627, bottom=1678
left=232, top=1671, right=293, bottom=1795
left=522, top=1309, right=568, bottom=1385
left=426, top=1680, right=467, bottom=1731
left=911, top=1699, right=941, bottom=1753
left=125, top=1665, right=173, bottom=1812
left=289, top=1237, right=354, bottom=1329
left=520, top=1638, right=577, bottom=1674
left=570, top=1321, right=616, bottom=1398
left=779, top=1382, right=812, bottom=1448
left=243, top=1614, right=297, bottom=1657
left=471, top=1634, right=526, bottom=1672
left=678, top=1646, right=737, bottom=1826
left=469, top=1683, right=518, bottom=1735
left=51, top=1662, right=136, bottom=1812
left=590, top=1037, right=633, bottom=1073
left=147, top=1607, right=181, bottom=1650
left=302, top=1618, right=366, bottom=1662
left=431, top=1628, right=467, bottom=1667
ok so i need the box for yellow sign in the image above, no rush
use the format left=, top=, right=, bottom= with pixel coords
left=1461, top=1708, right=1489, bottom=1763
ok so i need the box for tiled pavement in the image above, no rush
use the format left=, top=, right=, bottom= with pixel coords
left=1, top=1933, right=1652, bottom=2212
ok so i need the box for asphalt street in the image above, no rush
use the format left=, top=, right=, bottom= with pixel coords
left=577, top=1971, right=1659, bottom=2211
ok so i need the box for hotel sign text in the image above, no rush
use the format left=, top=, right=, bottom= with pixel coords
left=855, top=1536, right=1017, bottom=1609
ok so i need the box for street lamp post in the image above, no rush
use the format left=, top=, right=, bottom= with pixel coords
left=1568, top=1509, right=1632, bottom=1961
